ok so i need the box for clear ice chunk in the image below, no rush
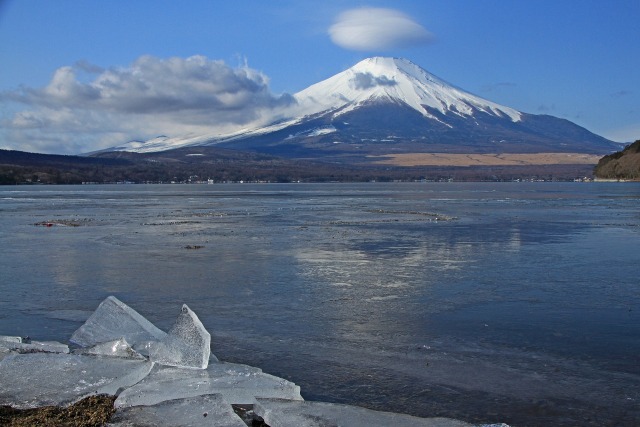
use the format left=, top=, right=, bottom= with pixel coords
left=73, top=338, right=145, bottom=359
left=0, top=335, right=23, bottom=344
left=0, top=353, right=153, bottom=409
left=254, top=399, right=473, bottom=427
left=149, top=304, right=211, bottom=369
left=70, top=296, right=167, bottom=350
left=107, top=394, right=246, bottom=427
left=115, top=362, right=302, bottom=408
left=0, top=339, right=69, bottom=354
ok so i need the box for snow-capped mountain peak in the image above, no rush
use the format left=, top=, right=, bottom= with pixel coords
left=293, top=57, right=522, bottom=122
left=106, top=56, right=618, bottom=155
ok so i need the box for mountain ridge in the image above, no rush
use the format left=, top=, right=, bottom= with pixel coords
left=109, top=57, right=621, bottom=158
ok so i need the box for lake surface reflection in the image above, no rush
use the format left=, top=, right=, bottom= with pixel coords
left=1, top=182, right=639, bottom=425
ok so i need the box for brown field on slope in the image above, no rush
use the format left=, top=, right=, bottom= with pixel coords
left=370, top=153, right=601, bottom=167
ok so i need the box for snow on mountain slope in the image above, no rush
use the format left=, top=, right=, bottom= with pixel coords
left=110, top=117, right=305, bottom=153
left=109, top=57, right=546, bottom=154
left=292, top=57, right=522, bottom=123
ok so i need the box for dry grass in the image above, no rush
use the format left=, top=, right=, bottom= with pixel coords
left=369, top=153, right=602, bottom=167
left=0, top=395, right=116, bottom=427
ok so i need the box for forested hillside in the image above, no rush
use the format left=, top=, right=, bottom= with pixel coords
left=594, top=140, right=640, bottom=180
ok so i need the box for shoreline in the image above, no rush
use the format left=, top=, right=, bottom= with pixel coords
left=0, top=298, right=484, bottom=427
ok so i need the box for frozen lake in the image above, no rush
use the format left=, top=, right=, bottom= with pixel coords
left=1, top=182, right=638, bottom=425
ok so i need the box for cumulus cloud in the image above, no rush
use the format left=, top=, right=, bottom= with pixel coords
left=0, top=55, right=294, bottom=154
left=329, top=8, right=433, bottom=51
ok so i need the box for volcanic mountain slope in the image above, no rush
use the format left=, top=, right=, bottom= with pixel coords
left=111, top=57, right=621, bottom=160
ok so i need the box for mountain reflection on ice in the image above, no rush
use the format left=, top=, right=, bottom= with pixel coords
left=0, top=182, right=638, bottom=426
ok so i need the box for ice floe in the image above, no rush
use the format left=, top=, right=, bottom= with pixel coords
left=107, top=394, right=246, bottom=427
left=0, top=335, right=23, bottom=344
left=0, top=353, right=153, bottom=408
left=254, top=398, right=473, bottom=427
left=73, top=337, right=145, bottom=359
left=150, top=304, right=211, bottom=369
left=115, top=362, right=302, bottom=408
left=0, top=336, right=69, bottom=354
left=70, top=296, right=167, bottom=351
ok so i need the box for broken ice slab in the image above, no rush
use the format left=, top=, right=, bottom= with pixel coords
left=254, top=399, right=474, bottom=427
left=0, top=353, right=153, bottom=409
left=0, top=339, right=69, bottom=354
left=73, top=338, right=145, bottom=360
left=70, top=296, right=167, bottom=350
left=0, top=335, right=23, bottom=344
left=0, top=347, right=13, bottom=363
left=107, top=394, right=246, bottom=427
left=115, top=361, right=302, bottom=408
left=150, top=304, right=211, bottom=369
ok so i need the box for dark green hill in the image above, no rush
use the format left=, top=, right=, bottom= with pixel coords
left=594, top=140, right=640, bottom=180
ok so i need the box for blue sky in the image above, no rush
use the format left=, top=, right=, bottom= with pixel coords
left=0, top=0, right=638, bottom=154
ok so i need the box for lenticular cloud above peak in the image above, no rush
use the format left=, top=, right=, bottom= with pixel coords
left=329, top=8, right=434, bottom=51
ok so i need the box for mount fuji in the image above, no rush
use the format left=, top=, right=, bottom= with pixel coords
left=108, top=57, right=620, bottom=160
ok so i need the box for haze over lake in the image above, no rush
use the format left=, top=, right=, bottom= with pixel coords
left=1, top=182, right=638, bottom=425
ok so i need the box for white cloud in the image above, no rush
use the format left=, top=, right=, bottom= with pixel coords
left=329, top=8, right=433, bottom=51
left=0, top=55, right=294, bottom=154
left=350, top=72, right=397, bottom=90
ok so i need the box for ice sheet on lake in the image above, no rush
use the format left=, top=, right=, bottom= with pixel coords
left=0, top=353, right=153, bottom=409
left=115, top=362, right=302, bottom=408
left=46, top=309, right=93, bottom=322
left=107, top=394, right=246, bottom=427
left=70, top=296, right=167, bottom=350
left=254, top=398, right=473, bottom=427
left=73, top=338, right=145, bottom=359
left=150, top=304, right=211, bottom=369
left=0, top=339, right=69, bottom=354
